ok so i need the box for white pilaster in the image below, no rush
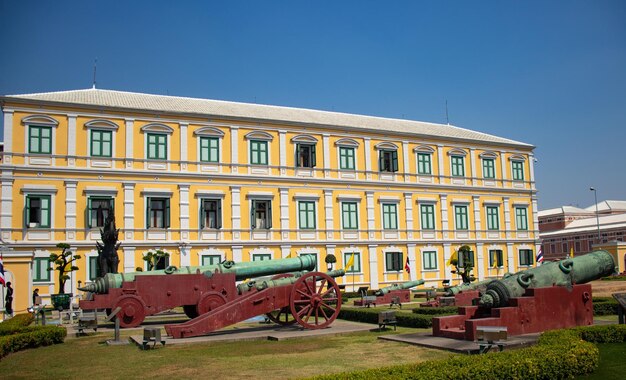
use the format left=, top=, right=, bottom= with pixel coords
left=323, top=133, right=331, bottom=178
left=507, top=242, right=514, bottom=273
left=476, top=242, right=484, bottom=281
left=280, top=187, right=290, bottom=240
left=440, top=194, right=449, bottom=238
left=125, top=118, right=134, bottom=169
left=368, top=244, right=379, bottom=289
left=532, top=195, right=540, bottom=241
left=64, top=180, right=78, bottom=241
left=402, top=141, right=410, bottom=182
left=529, top=153, right=536, bottom=190
left=366, top=191, right=375, bottom=239
left=0, top=172, right=14, bottom=241
left=279, top=130, right=287, bottom=176
left=67, top=114, right=77, bottom=167
left=500, top=150, right=507, bottom=187
left=437, top=144, right=444, bottom=183
left=404, top=192, right=414, bottom=239
left=2, top=110, right=13, bottom=155
left=472, top=195, right=481, bottom=237
left=407, top=243, right=417, bottom=281
left=324, top=190, right=334, bottom=233
left=503, top=197, right=511, bottom=239
left=179, top=122, right=188, bottom=172
left=232, top=245, right=243, bottom=262
left=281, top=245, right=292, bottom=258
left=123, top=182, right=135, bottom=241
left=443, top=243, right=452, bottom=280
left=123, top=246, right=136, bottom=273
left=469, top=148, right=477, bottom=185
left=179, top=184, right=190, bottom=240
left=364, top=137, right=372, bottom=179
left=230, top=127, right=239, bottom=173
left=179, top=243, right=191, bottom=267
left=231, top=186, right=241, bottom=240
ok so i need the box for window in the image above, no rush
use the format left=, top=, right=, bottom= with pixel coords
left=251, top=200, right=272, bottom=229
left=382, top=203, right=398, bottom=230
left=88, top=197, right=114, bottom=228
left=90, top=130, right=112, bottom=157
left=147, top=133, right=167, bottom=160
left=89, top=256, right=100, bottom=281
left=29, top=125, right=52, bottom=154
left=200, top=137, right=219, bottom=163
left=339, top=147, right=355, bottom=170
left=482, top=158, right=495, bottom=179
left=451, top=156, right=465, bottom=177
left=26, top=195, right=51, bottom=228
left=486, top=206, right=499, bottom=230
left=454, top=205, right=468, bottom=230
left=519, top=249, right=534, bottom=266
left=202, top=255, right=222, bottom=265
left=489, top=249, right=504, bottom=268
left=458, top=250, right=475, bottom=267
left=379, top=150, right=398, bottom=172
left=417, top=153, right=432, bottom=175
left=422, top=251, right=437, bottom=270
left=298, top=201, right=316, bottom=230
left=341, top=202, right=358, bottom=230
left=343, top=252, right=361, bottom=273
left=146, top=198, right=170, bottom=228
left=420, top=204, right=435, bottom=230
left=515, top=207, right=528, bottom=230
left=385, top=251, right=403, bottom=271
left=33, top=257, right=50, bottom=282
left=250, top=140, right=268, bottom=165
left=252, top=254, right=272, bottom=261
left=153, top=255, right=169, bottom=270
left=512, top=161, right=524, bottom=181
left=296, top=143, right=316, bottom=168
left=200, top=199, right=222, bottom=229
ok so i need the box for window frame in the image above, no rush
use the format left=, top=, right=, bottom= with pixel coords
left=146, top=197, right=170, bottom=229
left=486, top=206, right=500, bottom=230
left=250, top=140, right=268, bottom=165
left=28, top=125, right=52, bottom=154
left=489, top=249, right=504, bottom=268
left=200, top=136, right=220, bottom=163
left=339, top=146, right=356, bottom=170
left=515, top=207, right=528, bottom=231
left=147, top=132, right=168, bottom=160
left=519, top=249, right=534, bottom=266
left=87, top=196, right=114, bottom=229
left=512, top=160, right=525, bottom=181
left=295, top=143, right=317, bottom=168
left=25, top=194, right=51, bottom=228
left=252, top=253, right=272, bottom=261
left=344, top=252, right=361, bottom=273
left=385, top=251, right=403, bottom=272
left=422, top=251, right=438, bottom=270
left=482, top=158, right=495, bottom=179
left=417, top=152, right=432, bottom=175
left=451, top=155, right=465, bottom=177
left=382, top=203, right=398, bottom=230
left=420, top=204, right=436, bottom=230
left=251, top=199, right=272, bottom=229
left=88, top=256, right=100, bottom=281
left=201, top=255, right=222, bottom=266
left=90, top=129, right=113, bottom=158
left=379, top=149, right=399, bottom=173
left=454, top=205, right=469, bottom=230
left=341, top=201, right=359, bottom=230
left=200, top=198, right=222, bottom=229
left=298, top=201, right=316, bottom=230
left=33, top=257, right=51, bottom=282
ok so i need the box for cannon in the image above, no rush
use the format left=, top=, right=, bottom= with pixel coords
left=79, top=256, right=316, bottom=328
left=354, top=280, right=424, bottom=307
left=165, top=269, right=345, bottom=338
left=433, top=250, right=617, bottom=340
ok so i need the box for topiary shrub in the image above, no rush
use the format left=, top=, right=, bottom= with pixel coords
left=0, top=326, right=66, bottom=360
left=412, top=306, right=459, bottom=315
left=0, top=313, right=35, bottom=335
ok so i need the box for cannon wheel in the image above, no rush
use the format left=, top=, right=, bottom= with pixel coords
left=113, top=295, right=146, bottom=328
left=290, top=271, right=341, bottom=329
left=196, top=292, right=227, bottom=315
left=266, top=274, right=298, bottom=326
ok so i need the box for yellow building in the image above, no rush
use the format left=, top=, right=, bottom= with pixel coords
left=0, top=88, right=539, bottom=314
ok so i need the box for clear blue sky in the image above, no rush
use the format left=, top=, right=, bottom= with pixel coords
left=1, top=0, right=624, bottom=210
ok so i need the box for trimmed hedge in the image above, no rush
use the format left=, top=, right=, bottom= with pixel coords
left=310, top=325, right=626, bottom=380
left=593, top=297, right=620, bottom=316
left=0, top=313, right=35, bottom=335
left=600, top=275, right=626, bottom=281
left=339, top=307, right=438, bottom=328
left=412, top=306, right=458, bottom=316
left=0, top=325, right=67, bottom=360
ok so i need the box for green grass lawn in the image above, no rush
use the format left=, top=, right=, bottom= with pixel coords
left=0, top=323, right=448, bottom=380
left=578, top=342, right=626, bottom=380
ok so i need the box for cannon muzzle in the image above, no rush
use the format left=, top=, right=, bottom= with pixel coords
left=479, top=250, right=616, bottom=308
left=374, top=280, right=425, bottom=296
left=80, top=255, right=317, bottom=294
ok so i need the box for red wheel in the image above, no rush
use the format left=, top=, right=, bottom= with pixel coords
left=113, top=295, right=146, bottom=328
left=196, top=292, right=227, bottom=315
left=290, top=271, right=342, bottom=329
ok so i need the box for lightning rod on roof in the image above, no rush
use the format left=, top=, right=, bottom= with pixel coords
left=92, top=58, right=98, bottom=89
left=445, top=99, right=450, bottom=125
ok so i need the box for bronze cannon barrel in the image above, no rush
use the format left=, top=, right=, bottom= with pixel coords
left=374, top=280, right=425, bottom=296
left=479, top=250, right=616, bottom=308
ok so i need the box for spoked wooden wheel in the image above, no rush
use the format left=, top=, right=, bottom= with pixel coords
left=289, top=271, right=342, bottom=329
left=266, top=306, right=298, bottom=325
left=113, top=295, right=146, bottom=328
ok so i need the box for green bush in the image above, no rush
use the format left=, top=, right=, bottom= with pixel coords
left=339, top=307, right=437, bottom=328
left=310, top=325, right=626, bottom=380
left=0, top=313, right=35, bottom=335
left=0, top=325, right=66, bottom=360
left=412, top=306, right=458, bottom=315
left=593, top=297, right=619, bottom=316
left=600, top=275, right=626, bottom=281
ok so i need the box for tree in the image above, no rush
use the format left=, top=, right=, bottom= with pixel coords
left=49, top=243, right=81, bottom=294
left=325, top=253, right=337, bottom=270
left=448, top=245, right=476, bottom=285
left=143, top=250, right=170, bottom=271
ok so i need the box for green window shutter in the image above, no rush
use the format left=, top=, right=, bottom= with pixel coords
left=311, top=144, right=316, bottom=167
left=87, top=198, right=93, bottom=228
left=165, top=198, right=170, bottom=228
left=295, top=143, right=300, bottom=167
left=200, top=200, right=206, bottom=229
left=216, top=200, right=222, bottom=229
left=146, top=197, right=151, bottom=228
left=251, top=200, right=257, bottom=229
left=392, top=151, right=398, bottom=172
left=24, top=197, right=30, bottom=227
left=378, top=152, right=384, bottom=171
left=267, top=201, right=273, bottom=228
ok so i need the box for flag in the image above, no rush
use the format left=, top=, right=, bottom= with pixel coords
left=536, top=247, right=544, bottom=264
left=446, top=250, right=458, bottom=266
left=0, top=253, right=5, bottom=287
left=404, top=257, right=410, bottom=274
left=491, top=251, right=499, bottom=268
left=345, top=253, right=355, bottom=270
left=570, top=247, right=574, bottom=258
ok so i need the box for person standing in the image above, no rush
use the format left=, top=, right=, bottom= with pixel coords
left=4, top=282, right=13, bottom=316
left=32, top=288, right=40, bottom=306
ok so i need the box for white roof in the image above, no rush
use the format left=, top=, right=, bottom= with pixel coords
left=2, top=88, right=533, bottom=148
left=585, top=200, right=626, bottom=213
left=540, top=213, right=626, bottom=237
left=538, top=206, right=591, bottom=218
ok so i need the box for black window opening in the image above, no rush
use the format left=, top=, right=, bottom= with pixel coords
left=296, top=143, right=316, bottom=168
left=147, top=198, right=170, bottom=229
left=385, top=251, right=403, bottom=271
left=88, top=197, right=114, bottom=228
left=201, top=199, right=222, bottom=229
left=251, top=200, right=272, bottom=229
left=379, top=150, right=399, bottom=172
